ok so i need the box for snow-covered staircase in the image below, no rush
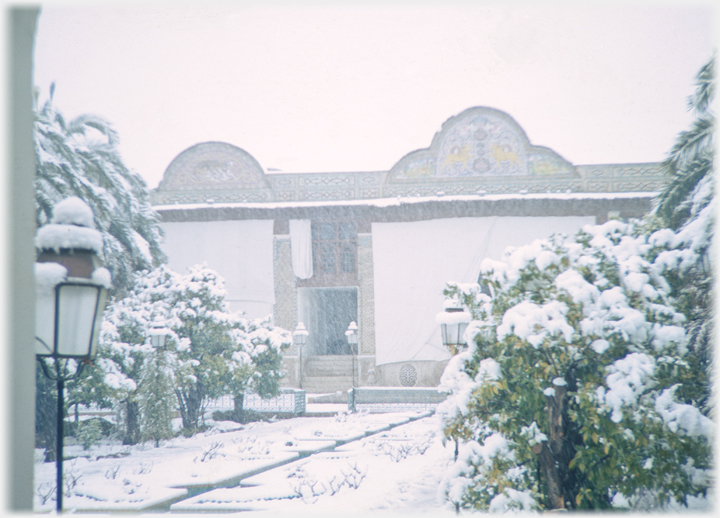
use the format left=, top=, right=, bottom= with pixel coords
left=302, top=355, right=355, bottom=395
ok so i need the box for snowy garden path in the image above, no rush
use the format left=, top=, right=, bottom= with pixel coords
left=35, top=410, right=457, bottom=514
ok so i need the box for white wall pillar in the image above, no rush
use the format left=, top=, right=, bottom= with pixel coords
left=5, top=7, right=40, bottom=511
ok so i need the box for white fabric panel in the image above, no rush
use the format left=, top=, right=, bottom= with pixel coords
left=160, top=220, right=275, bottom=319
left=372, top=216, right=595, bottom=366
left=289, top=219, right=313, bottom=279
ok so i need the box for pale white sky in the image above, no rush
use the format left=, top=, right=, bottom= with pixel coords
left=33, top=2, right=715, bottom=190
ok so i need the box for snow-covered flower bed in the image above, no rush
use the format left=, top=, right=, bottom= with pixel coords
left=34, top=410, right=456, bottom=514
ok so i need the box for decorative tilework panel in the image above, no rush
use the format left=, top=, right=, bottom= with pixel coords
left=361, top=189, right=381, bottom=198
left=302, top=175, right=354, bottom=186
left=301, top=190, right=355, bottom=200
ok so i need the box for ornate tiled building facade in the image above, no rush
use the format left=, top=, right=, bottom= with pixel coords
left=152, top=106, right=669, bottom=392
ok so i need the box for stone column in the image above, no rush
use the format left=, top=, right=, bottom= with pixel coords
left=357, top=233, right=377, bottom=385
left=274, top=235, right=298, bottom=387
left=273, top=235, right=296, bottom=332
left=8, top=7, right=39, bottom=510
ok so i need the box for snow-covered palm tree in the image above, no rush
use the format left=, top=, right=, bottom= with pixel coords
left=655, top=56, right=714, bottom=230
left=654, top=56, right=715, bottom=414
left=34, top=83, right=166, bottom=295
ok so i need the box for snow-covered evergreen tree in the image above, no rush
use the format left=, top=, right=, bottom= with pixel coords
left=33, top=84, right=166, bottom=296
left=34, top=88, right=166, bottom=452
left=656, top=57, right=714, bottom=231
left=138, top=347, right=175, bottom=447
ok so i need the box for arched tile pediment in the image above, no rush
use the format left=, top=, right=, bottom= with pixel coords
left=160, top=142, right=269, bottom=191
left=387, top=107, right=576, bottom=182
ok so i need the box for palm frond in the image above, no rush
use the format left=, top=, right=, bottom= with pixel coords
left=688, top=55, right=715, bottom=116
left=33, top=95, right=166, bottom=294
left=663, top=115, right=714, bottom=174
left=68, top=114, right=120, bottom=147
left=655, top=154, right=713, bottom=229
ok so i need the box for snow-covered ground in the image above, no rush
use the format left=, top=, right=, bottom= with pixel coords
left=34, top=408, right=457, bottom=515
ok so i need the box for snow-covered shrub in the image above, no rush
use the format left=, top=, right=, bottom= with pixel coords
left=167, top=265, right=291, bottom=429
left=438, top=217, right=713, bottom=511
left=91, top=264, right=179, bottom=445
left=87, top=264, right=291, bottom=439
left=223, top=313, right=292, bottom=423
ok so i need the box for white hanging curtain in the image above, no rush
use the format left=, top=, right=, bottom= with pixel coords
left=161, top=219, right=276, bottom=318
left=290, top=219, right=313, bottom=279
left=371, top=216, right=596, bottom=366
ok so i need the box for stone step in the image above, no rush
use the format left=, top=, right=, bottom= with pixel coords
left=303, top=356, right=355, bottom=377
left=301, top=375, right=354, bottom=394
left=304, top=355, right=355, bottom=364
left=304, top=365, right=354, bottom=377
left=307, top=391, right=348, bottom=404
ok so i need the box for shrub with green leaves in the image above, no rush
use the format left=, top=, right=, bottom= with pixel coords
left=437, top=215, right=713, bottom=511
left=77, top=419, right=103, bottom=451
left=92, top=264, right=291, bottom=439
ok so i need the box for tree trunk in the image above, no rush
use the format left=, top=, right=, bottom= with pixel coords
left=174, top=387, right=189, bottom=428
left=547, top=385, right=566, bottom=458
left=533, top=441, right=565, bottom=509
left=36, top=369, right=57, bottom=462
left=231, top=393, right=245, bottom=423
left=175, top=382, right=206, bottom=434
left=123, top=400, right=140, bottom=445
left=532, top=384, right=569, bottom=510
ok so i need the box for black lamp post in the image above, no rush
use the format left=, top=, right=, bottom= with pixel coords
left=293, top=322, right=308, bottom=389
left=345, top=321, right=358, bottom=387
left=35, top=198, right=110, bottom=512
left=436, top=301, right=471, bottom=355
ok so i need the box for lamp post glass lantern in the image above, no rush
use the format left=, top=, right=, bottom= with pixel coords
left=345, top=321, right=358, bottom=387
left=36, top=273, right=108, bottom=513
left=149, top=318, right=170, bottom=349
left=293, top=322, right=309, bottom=389
left=36, top=280, right=107, bottom=359
left=436, top=302, right=471, bottom=355
left=345, top=321, right=358, bottom=350
left=34, top=197, right=111, bottom=513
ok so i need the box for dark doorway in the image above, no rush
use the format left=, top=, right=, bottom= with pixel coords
left=297, top=287, right=358, bottom=355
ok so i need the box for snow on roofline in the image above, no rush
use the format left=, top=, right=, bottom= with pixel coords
left=154, top=191, right=658, bottom=212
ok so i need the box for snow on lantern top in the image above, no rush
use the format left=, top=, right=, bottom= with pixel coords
left=442, top=298, right=462, bottom=310
left=34, top=262, right=68, bottom=293
left=436, top=299, right=472, bottom=325
left=35, top=197, right=103, bottom=253
left=51, top=196, right=96, bottom=228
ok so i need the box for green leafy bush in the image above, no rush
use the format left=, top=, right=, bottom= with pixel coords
left=77, top=419, right=103, bottom=451
left=438, top=216, right=713, bottom=511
